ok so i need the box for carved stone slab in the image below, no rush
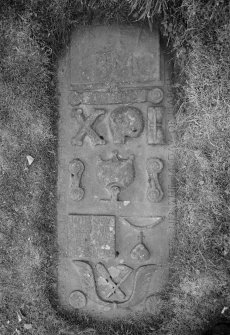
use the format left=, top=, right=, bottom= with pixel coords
left=57, top=24, right=174, bottom=319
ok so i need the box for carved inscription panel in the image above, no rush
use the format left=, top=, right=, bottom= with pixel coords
left=58, top=25, right=174, bottom=318
left=70, top=25, right=160, bottom=89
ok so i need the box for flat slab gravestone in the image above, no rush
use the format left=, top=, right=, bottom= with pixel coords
left=58, top=24, right=175, bottom=318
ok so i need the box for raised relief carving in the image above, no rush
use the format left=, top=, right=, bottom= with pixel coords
left=71, top=108, right=106, bottom=146
left=120, top=217, right=164, bottom=230
left=73, top=260, right=157, bottom=307
left=145, top=294, right=163, bottom=314
left=69, top=290, right=87, bottom=309
left=147, top=106, right=164, bottom=145
left=96, top=263, right=133, bottom=302
left=81, top=88, right=146, bottom=105
left=70, top=26, right=160, bottom=89
left=69, top=88, right=165, bottom=105
left=69, top=158, right=85, bottom=201
left=120, top=218, right=152, bottom=262
left=120, top=217, right=164, bottom=262
left=109, top=106, right=144, bottom=144
left=68, top=91, right=82, bottom=106
left=130, top=232, right=150, bottom=262
left=147, top=88, right=164, bottom=104
left=146, top=158, right=164, bottom=203
left=119, top=264, right=157, bottom=308
left=96, top=151, right=135, bottom=202
left=67, top=215, right=115, bottom=259
left=72, top=261, right=110, bottom=307
left=58, top=25, right=173, bottom=317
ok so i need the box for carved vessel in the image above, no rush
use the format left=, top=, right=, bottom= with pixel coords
left=97, top=151, right=135, bottom=202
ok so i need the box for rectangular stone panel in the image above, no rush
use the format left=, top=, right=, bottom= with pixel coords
left=76, top=88, right=147, bottom=105
left=70, top=25, right=160, bottom=89
left=67, top=214, right=115, bottom=259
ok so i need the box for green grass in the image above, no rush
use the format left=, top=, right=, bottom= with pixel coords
left=0, top=1, right=230, bottom=334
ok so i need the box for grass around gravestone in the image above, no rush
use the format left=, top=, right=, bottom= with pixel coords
left=0, top=1, right=229, bottom=334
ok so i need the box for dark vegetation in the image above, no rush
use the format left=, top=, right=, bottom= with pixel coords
left=0, top=1, right=229, bottom=334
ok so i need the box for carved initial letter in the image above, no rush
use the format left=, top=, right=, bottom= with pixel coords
left=146, top=158, right=163, bottom=203
left=69, top=158, right=85, bottom=201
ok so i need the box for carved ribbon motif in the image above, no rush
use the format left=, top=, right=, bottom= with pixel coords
left=146, top=157, right=164, bottom=203
left=69, top=158, right=85, bottom=201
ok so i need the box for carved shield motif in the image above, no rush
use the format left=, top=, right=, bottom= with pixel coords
left=57, top=25, right=175, bottom=318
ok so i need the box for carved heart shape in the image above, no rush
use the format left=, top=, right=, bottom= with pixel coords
left=130, top=243, right=150, bottom=262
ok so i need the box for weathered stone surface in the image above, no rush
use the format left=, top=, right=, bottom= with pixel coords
left=57, top=24, right=174, bottom=318
left=69, top=290, right=87, bottom=309
left=130, top=242, right=150, bottom=262
left=96, top=151, right=135, bottom=202
left=146, top=158, right=164, bottom=202
left=147, top=107, right=165, bottom=145
left=67, top=215, right=115, bottom=259
left=145, top=294, right=164, bottom=314
left=109, top=106, right=144, bottom=144
left=69, top=25, right=160, bottom=90
left=69, top=88, right=147, bottom=105
left=71, top=108, right=106, bottom=146
left=147, top=88, right=164, bottom=104
left=69, top=158, right=85, bottom=201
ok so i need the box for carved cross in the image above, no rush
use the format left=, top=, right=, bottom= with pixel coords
left=71, top=108, right=106, bottom=146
